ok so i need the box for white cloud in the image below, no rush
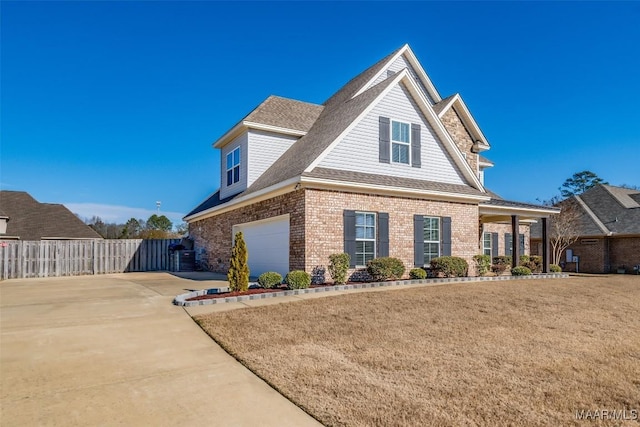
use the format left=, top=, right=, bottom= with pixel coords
left=64, top=203, right=186, bottom=225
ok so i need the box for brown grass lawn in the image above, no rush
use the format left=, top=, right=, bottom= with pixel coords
left=195, top=276, right=640, bottom=426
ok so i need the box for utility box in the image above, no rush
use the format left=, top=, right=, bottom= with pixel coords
left=170, top=250, right=195, bottom=272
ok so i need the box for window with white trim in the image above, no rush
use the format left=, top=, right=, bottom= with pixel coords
left=226, top=147, right=240, bottom=186
left=391, top=120, right=410, bottom=164
left=355, top=212, right=376, bottom=266
left=483, top=232, right=492, bottom=256
left=423, top=216, right=440, bottom=263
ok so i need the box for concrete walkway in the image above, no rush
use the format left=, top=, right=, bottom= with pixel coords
left=0, top=272, right=321, bottom=426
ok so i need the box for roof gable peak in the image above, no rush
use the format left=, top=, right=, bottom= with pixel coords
left=350, top=44, right=442, bottom=104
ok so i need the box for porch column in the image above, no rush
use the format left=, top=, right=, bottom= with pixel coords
left=511, top=215, right=520, bottom=269
left=542, top=217, right=550, bottom=273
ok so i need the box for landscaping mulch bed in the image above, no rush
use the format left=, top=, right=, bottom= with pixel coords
left=185, top=283, right=336, bottom=301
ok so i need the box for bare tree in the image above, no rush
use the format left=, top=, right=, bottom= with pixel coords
left=549, top=199, right=582, bottom=265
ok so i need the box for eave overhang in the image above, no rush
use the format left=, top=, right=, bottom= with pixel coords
left=212, top=122, right=306, bottom=149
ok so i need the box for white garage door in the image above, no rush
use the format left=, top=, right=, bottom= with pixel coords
left=233, top=214, right=290, bottom=278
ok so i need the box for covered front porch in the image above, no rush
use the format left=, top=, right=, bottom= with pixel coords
left=479, top=199, right=560, bottom=273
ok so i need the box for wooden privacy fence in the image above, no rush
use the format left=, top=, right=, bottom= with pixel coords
left=0, top=239, right=180, bottom=280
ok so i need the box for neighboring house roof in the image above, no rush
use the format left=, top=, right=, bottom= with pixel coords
left=578, top=185, right=640, bottom=235
left=530, top=184, right=640, bottom=238
left=0, top=191, right=103, bottom=240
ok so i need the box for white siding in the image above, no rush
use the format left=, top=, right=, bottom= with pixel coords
left=367, top=54, right=435, bottom=104
left=318, top=82, right=467, bottom=185
left=247, top=130, right=298, bottom=187
left=219, top=132, right=248, bottom=199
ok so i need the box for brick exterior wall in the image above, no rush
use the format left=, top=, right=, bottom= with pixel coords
left=304, top=188, right=480, bottom=279
left=188, top=190, right=305, bottom=273
left=610, top=236, right=640, bottom=273
left=440, top=108, right=478, bottom=175
left=483, top=223, right=531, bottom=257
left=188, top=188, right=543, bottom=279
left=551, top=236, right=640, bottom=273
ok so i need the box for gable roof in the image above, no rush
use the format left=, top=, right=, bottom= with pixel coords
left=187, top=45, right=492, bottom=221
left=577, top=185, right=640, bottom=235
left=350, top=44, right=442, bottom=104
left=432, top=93, right=491, bottom=151
left=531, top=184, right=640, bottom=238
left=0, top=191, right=103, bottom=240
left=245, top=72, right=399, bottom=196
left=213, top=96, right=324, bottom=148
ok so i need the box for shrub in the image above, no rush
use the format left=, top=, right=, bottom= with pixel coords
left=491, top=264, right=508, bottom=275
left=228, top=231, right=249, bottom=292
left=549, top=264, right=562, bottom=273
left=258, top=272, right=282, bottom=289
left=366, top=257, right=405, bottom=281
left=284, top=270, right=311, bottom=289
left=491, top=256, right=512, bottom=275
left=493, top=256, right=512, bottom=266
left=328, top=253, right=350, bottom=285
left=519, top=255, right=530, bottom=265
left=409, top=268, right=427, bottom=280
left=430, top=256, right=469, bottom=278
left=473, top=254, right=491, bottom=276
left=511, top=266, right=532, bottom=276
left=524, top=256, right=543, bottom=273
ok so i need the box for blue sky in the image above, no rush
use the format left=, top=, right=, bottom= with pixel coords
left=2, top=1, right=639, bottom=225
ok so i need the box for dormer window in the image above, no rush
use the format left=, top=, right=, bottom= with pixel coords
left=226, top=147, right=240, bottom=186
left=391, top=120, right=410, bottom=164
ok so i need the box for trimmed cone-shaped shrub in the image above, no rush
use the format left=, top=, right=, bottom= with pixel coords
left=511, top=266, right=532, bottom=276
left=258, top=272, right=282, bottom=289
left=549, top=264, right=562, bottom=273
left=367, top=257, right=405, bottom=281
left=285, top=270, right=311, bottom=289
left=328, top=253, right=350, bottom=285
left=228, top=231, right=250, bottom=292
left=430, top=256, right=468, bottom=278
left=409, top=268, right=427, bottom=280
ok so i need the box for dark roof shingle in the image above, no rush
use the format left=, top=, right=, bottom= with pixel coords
left=244, top=96, right=324, bottom=132
left=0, top=191, right=103, bottom=240
left=303, top=168, right=486, bottom=197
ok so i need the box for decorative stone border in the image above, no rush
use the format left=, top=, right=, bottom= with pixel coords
left=173, top=273, right=569, bottom=307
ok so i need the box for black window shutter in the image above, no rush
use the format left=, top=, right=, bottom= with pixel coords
left=441, top=217, right=452, bottom=256
left=519, top=234, right=525, bottom=255
left=414, top=215, right=424, bottom=267
left=344, top=210, right=357, bottom=267
left=505, top=233, right=512, bottom=256
left=378, top=213, right=389, bottom=257
left=411, top=123, right=421, bottom=168
left=491, top=232, right=499, bottom=258
left=379, top=117, right=390, bottom=163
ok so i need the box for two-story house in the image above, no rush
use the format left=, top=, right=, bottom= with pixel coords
left=185, top=44, right=558, bottom=279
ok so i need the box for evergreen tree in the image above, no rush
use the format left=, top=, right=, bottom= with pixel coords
left=227, top=231, right=249, bottom=292
left=560, top=171, right=607, bottom=199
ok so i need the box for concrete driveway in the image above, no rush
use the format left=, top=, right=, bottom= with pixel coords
left=0, top=272, right=321, bottom=426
